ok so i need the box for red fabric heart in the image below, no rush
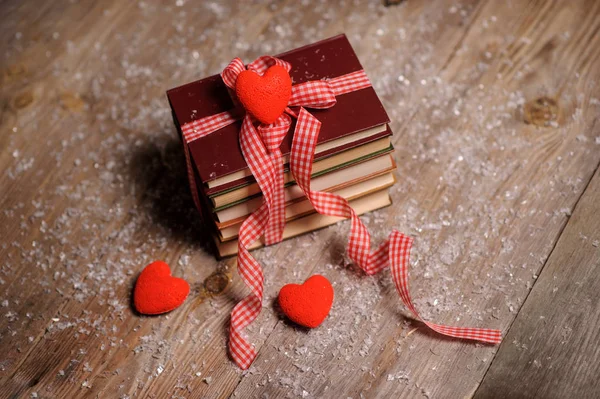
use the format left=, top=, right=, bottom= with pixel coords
left=133, top=261, right=190, bottom=315
left=235, top=65, right=292, bottom=125
left=278, top=275, right=334, bottom=328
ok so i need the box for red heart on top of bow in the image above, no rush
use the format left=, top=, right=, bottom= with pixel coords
left=235, top=65, right=292, bottom=125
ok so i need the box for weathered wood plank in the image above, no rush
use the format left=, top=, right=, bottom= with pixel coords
left=475, top=165, right=600, bottom=398
left=0, top=1, right=490, bottom=398
left=2, top=4, right=492, bottom=395
left=0, top=0, right=599, bottom=398
left=0, top=1, right=229, bottom=397
left=0, top=0, right=146, bottom=383
left=231, top=0, right=600, bottom=397
left=84, top=2, right=494, bottom=399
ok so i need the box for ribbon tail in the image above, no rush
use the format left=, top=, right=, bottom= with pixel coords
left=228, top=203, right=270, bottom=369
left=238, top=115, right=280, bottom=233
left=289, top=108, right=502, bottom=345
left=389, top=231, right=502, bottom=344
left=259, top=113, right=292, bottom=245
left=242, top=114, right=289, bottom=246
left=229, top=295, right=260, bottom=369
left=228, top=115, right=289, bottom=369
left=263, top=150, right=285, bottom=245
left=289, top=108, right=386, bottom=274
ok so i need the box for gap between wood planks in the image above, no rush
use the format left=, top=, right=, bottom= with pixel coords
left=473, top=147, right=600, bottom=398
left=471, top=2, right=600, bottom=389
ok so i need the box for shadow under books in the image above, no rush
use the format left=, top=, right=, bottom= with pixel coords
left=127, top=134, right=212, bottom=253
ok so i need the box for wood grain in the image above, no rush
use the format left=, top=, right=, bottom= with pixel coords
left=230, top=1, right=600, bottom=397
left=0, top=0, right=599, bottom=398
left=475, top=165, right=600, bottom=398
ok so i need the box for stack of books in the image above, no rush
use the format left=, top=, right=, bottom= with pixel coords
left=167, top=35, right=395, bottom=258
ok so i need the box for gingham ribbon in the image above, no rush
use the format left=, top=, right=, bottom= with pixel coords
left=181, top=56, right=501, bottom=370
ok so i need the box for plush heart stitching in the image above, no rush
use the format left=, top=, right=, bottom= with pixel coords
left=235, top=65, right=292, bottom=125
left=278, top=275, right=334, bottom=328
left=133, top=261, right=190, bottom=315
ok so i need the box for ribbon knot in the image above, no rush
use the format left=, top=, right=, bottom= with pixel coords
left=221, top=56, right=354, bottom=245
left=179, top=55, right=502, bottom=370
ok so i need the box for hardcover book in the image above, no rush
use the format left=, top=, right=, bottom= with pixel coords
left=167, top=34, right=396, bottom=257
left=167, top=34, right=391, bottom=194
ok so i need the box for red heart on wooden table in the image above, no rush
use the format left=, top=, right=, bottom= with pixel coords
left=235, top=65, right=292, bottom=125
left=133, top=261, right=190, bottom=315
left=278, top=275, right=334, bottom=328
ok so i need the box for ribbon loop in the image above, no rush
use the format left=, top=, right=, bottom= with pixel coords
left=247, top=55, right=291, bottom=75
left=221, top=58, right=246, bottom=89
left=223, top=56, right=292, bottom=91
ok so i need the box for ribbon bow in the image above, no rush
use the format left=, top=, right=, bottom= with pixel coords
left=181, top=56, right=502, bottom=370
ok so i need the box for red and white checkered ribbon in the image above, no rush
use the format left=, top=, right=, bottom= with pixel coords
left=180, top=56, right=501, bottom=370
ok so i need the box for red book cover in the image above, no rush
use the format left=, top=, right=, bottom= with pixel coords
left=167, top=34, right=391, bottom=193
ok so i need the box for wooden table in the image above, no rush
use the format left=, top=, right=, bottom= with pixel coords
left=1, top=1, right=599, bottom=398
